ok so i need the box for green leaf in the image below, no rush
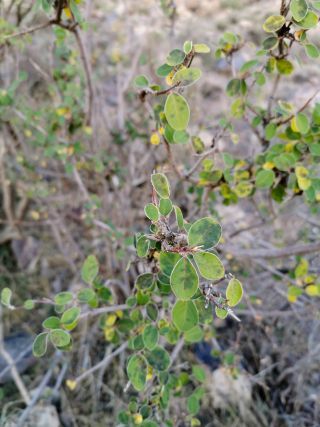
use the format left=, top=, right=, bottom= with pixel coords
left=183, top=40, right=193, bottom=54
left=32, top=332, right=48, bottom=357
left=262, top=36, right=279, bottom=50
left=226, top=78, right=241, bottom=97
left=135, top=273, right=154, bottom=290
left=296, top=112, right=310, bottom=134
left=127, top=354, right=147, bottom=391
left=69, top=0, right=82, bottom=22
left=194, top=43, right=210, bottom=53
left=313, top=1, right=320, bottom=10
left=265, top=123, right=277, bottom=140
left=49, top=329, right=70, bottom=347
left=54, top=291, right=73, bottom=305
left=81, top=255, right=99, bottom=284
left=240, top=60, right=259, bottom=73
left=164, top=93, right=190, bottom=131
left=192, top=365, right=206, bottom=382
left=146, top=303, right=158, bottom=321
left=61, top=307, right=81, bottom=325
left=24, top=299, right=35, bottom=310
left=136, top=235, right=150, bottom=257
left=159, top=252, right=182, bottom=277
left=215, top=306, right=228, bottom=319
left=255, top=169, right=275, bottom=188
left=134, top=75, right=149, bottom=88
left=226, top=278, right=243, bottom=307
left=262, top=15, right=286, bottom=33
left=172, top=300, right=199, bottom=332
left=166, top=49, right=185, bottom=66
left=173, top=130, right=189, bottom=144
left=42, top=316, right=60, bottom=329
left=159, top=198, right=173, bottom=216
left=170, top=257, right=199, bottom=299
left=1, top=288, right=12, bottom=307
left=276, top=59, right=294, bottom=75
left=156, top=63, right=173, bottom=77
left=305, top=43, right=320, bottom=58
left=141, top=421, right=158, bottom=427
left=294, top=11, right=318, bottom=28
left=144, top=203, right=160, bottom=221
left=290, top=0, right=308, bottom=21
left=146, top=345, right=171, bottom=371
left=188, top=217, right=222, bottom=249
left=187, top=394, right=200, bottom=415
left=143, top=325, right=159, bottom=350
left=193, top=252, right=225, bottom=280
left=174, top=205, right=184, bottom=229
left=223, top=32, right=238, bottom=44
left=77, top=288, right=96, bottom=303
left=172, top=67, right=202, bottom=87
left=184, top=325, right=204, bottom=343
left=151, top=173, right=170, bottom=198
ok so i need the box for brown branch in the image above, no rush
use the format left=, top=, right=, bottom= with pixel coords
left=223, top=241, right=320, bottom=259
left=73, top=27, right=94, bottom=126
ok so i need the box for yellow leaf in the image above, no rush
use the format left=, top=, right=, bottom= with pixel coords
left=146, top=365, right=153, bottom=380
left=150, top=132, right=160, bottom=145
left=63, top=7, right=72, bottom=19
left=115, top=310, right=123, bottom=318
left=104, top=326, right=115, bottom=341
left=84, top=126, right=93, bottom=135
left=56, top=107, right=69, bottom=117
left=158, top=126, right=165, bottom=135
left=133, top=414, right=143, bottom=425
left=24, top=129, right=32, bottom=138
left=105, top=313, right=117, bottom=326
left=305, top=285, right=319, bottom=297
left=30, top=210, right=40, bottom=220
left=287, top=294, right=297, bottom=303
left=291, top=117, right=299, bottom=133
left=295, top=258, right=309, bottom=278
left=263, top=162, right=275, bottom=170
left=66, top=379, right=77, bottom=391
left=284, top=143, right=294, bottom=152
left=166, top=71, right=175, bottom=86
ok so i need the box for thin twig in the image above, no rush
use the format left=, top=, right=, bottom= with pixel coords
left=0, top=306, right=31, bottom=405
left=74, top=341, right=128, bottom=384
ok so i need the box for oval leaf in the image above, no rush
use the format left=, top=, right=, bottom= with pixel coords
left=61, top=307, right=81, bottom=325
left=81, top=255, right=99, bottom=285
left=151, top=173, right=170, bottom=198
left=170, top=257, right=199, bottom=299
left=193, top=252, right=225, bottom=280
left=49, top=329, right=71, bottom=347
left=33, top=332, right=48, bottom=357
left=226, top=278, right=243, bottom=307
left=164, top=93, right=190, bottom=131
left=172, top=300, right=199, bottom=332
left=172, top=67, right=202, bottom=87
left=290, top=0, right=308, bottom=22
left=143, top=325, right=159, bottom=350
left=146, top=346, right=171, bottom=371
left=188, top=217, right=222, bottom=249
left=263, top=15, right=285, bottom=33
left=144, top=203, right=160, bottom=221
left=127, top=354, right=147, bottom=391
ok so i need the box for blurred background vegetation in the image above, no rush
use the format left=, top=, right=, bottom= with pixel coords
left=0, top=0, right=320, bottom=426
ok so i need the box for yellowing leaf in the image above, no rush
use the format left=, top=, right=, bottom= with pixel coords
left=66, top=379, right=77, bottom=391
left=305, top=285, right=319, bottom=296
left=64, top=7, right=72, bottom=19
left=263, top=162, right=275, bottom=170
left=105, top=313, right=117, bottom=326
left=150, top=132, right=160, bottom=145
left=287, top=294, right=297, bottom=303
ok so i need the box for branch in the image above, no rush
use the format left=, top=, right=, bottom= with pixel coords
left=74, top=341, right=128, bottom=384
left=223, top=241, right=320, bottom=259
